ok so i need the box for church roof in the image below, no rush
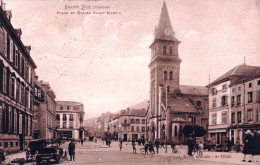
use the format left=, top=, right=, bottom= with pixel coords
left=180, top=85, right=208, bottom=96
left=151, top=1, right=180, bottom=45
left=163, top=97, right=199, bottom=113
left=207, top=64, right=259, bottom=87
left=129, top=100, right=149, bottom=109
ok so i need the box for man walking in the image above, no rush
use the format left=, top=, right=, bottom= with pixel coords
left=132, top=138, right=137, bottom=154
left=68, top=139, right=76, bottom=161
left=155, top=138, right=160, bottom=154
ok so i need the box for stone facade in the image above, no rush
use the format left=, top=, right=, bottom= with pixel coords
left=0, top=3, right=36, bottom=153
left=33, top=80, right=56, bottom=141
left=146, top=2, right=208, bottom=144
left=55, top=101, right=85, bottom=140
left=229, top=67, right=260, bottom=143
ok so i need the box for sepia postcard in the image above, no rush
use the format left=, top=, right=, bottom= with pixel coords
left=0, top=0, right=260, bottom=164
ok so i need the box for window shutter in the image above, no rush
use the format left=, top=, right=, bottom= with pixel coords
left=257, top=90, right=260, bottom=103
left=0, top=61, right=3, bottom=92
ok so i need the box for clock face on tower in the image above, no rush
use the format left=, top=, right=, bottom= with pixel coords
left=164, top=27, right=172, bottom=37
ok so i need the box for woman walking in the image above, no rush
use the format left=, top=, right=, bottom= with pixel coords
left=242, top=130, right=253, bottom=162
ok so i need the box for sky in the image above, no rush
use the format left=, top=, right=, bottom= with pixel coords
left=4, top=0, right=260, bottom=119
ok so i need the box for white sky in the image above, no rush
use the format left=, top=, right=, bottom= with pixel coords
left=5, top=0, right=260, bottom=119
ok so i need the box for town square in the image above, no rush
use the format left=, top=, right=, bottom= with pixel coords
left=0, top=0, right=260, bottom=164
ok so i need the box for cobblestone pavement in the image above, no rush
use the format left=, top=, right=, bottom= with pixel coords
left=4, top=140, right=260, bottom=165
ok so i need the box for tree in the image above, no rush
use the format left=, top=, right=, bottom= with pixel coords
left=183, top=125, right=206, bottom=137
left=183, top=125, right=194, bottom=137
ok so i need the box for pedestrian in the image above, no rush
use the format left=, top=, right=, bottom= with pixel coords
left=119, top=140, right=123, bottom=151
left=108, top=138, right=111, bottom=147
left=81, top=139, right=84, bottom=146
left=235, top=138, right=241, bottom=152
left=252, top=130, right=260, bottom=162
left=187, top=135, right=195, bottom=156
left=68, top=139, right=76, bottom=161
left=144, top=141, right=149, bottom=155
left=254, top=131, right=260, bottom=159
left=149, top=140, right=155, bottom=154
left=0, top=147, right=5, bottom=164
left=211, top=138, right=216, bottom=152
left=242, top=130, right=253, bottom=162
left=154, top=138, right=160, bottom=154
left=132, top=139, right=137, bottom=154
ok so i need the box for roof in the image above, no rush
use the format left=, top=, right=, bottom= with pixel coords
left=121, top=109, right=147, bottom=117
left=129, top=100, right=149, bottom=109
left=207, top=64, right=259, bottom=87
left=165, top=97, right=198, bottom=113
left=230, top=67, right=260, bottom=85
left=56, top=101, right=83, bottom=106
left=180, top=85, right=208, bottom=96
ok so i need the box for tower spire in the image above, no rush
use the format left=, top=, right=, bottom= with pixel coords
left=155, top=1, right=177, bottom=41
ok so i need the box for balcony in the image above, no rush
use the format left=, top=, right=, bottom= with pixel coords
left=121, top=123, right=130, bottom=127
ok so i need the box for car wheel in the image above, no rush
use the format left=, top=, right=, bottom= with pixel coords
left=36, top=157, right=41, bottom=164
left=55, top=157, right=60, bottom=164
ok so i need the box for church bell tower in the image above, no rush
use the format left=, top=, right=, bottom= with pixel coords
left=149, top=1, right=182, bottom=117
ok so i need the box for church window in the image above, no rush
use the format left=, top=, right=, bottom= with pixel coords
left=169, top=71, right=173, bottom=80
left=164, top=71, right=167, bottom=80
left=169, top=46, right=172, bottom=55
left=163, top=46, right=166, bottom=55
left=167, top=86, right=170, bottom=93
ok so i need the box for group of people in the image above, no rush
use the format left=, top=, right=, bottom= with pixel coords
left=242, top=130, right=260, bottom=162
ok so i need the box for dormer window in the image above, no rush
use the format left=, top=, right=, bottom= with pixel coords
left=163, top=46, right=166, bottom=55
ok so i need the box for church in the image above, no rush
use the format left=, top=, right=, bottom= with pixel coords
left=146, top=2, right=209, bottom=143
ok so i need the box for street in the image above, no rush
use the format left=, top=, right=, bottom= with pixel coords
left=6, top=140, right=260, bottom=165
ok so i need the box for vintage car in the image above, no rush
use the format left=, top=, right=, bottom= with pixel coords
left=26, top=140, right=48, bottom=161
left=36, top=146, right=62, bottom=164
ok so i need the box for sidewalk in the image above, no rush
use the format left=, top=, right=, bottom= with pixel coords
left=4, top=151, right=26, bottom=164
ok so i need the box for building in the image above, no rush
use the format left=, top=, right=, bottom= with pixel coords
left=0, top=2, right=37, bottom=152
left=33, top=79, right=56, bottom=141
left=117, top=108, right=147, bottom=141
left=84, top=117, right=98, bottom=138
left=229, top=65, right=260, bottom=143
left=146, top=2, right=208, bottom=143
left=207, top=64, right=260, bottom=144
left=96, top=112, right=113, bottom=138
left=55, top=101, right=85, bottom=140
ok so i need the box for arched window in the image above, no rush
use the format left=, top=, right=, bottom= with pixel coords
left=169, top=71, right=173, bottom=80
left=169, top=46, right=172, bottom=55
left=163, top=46, right=166, bottom=55
left=164, top=71, right=167, bottom=80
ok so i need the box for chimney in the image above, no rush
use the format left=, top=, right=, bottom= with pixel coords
left=4, top=10, right=12, bottom=21
left=15, top=28, right=22, bottom=38
left=25, top=46, right=31, bottom=54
